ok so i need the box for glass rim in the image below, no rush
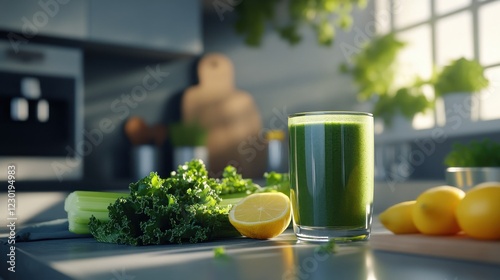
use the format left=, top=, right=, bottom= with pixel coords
left=288, top=111, right=373, bottom=118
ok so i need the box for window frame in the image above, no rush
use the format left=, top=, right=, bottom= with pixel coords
left=374, top=0, right=500, bottom=142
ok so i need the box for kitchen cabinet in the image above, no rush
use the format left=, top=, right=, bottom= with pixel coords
left=0, top=0, right=88, bottom=40
left=0, top=0, right=202, bottom=56
left=88, top=0, right=202, bottom=55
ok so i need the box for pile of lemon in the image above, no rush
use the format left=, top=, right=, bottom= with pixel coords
left=379, top=182, right=500, bottom=240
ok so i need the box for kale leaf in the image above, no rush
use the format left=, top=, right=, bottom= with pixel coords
left=219, top=165, right=260, bottom=195
left=258, top=172, right=290, bottom=197
left=89, top=160, right=240, bottom=245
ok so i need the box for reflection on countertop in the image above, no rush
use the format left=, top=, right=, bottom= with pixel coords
left=2, top=225, right=500, bottom=279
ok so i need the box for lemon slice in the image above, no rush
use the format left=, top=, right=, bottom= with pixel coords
left=229, top=193, right=291, bottom=239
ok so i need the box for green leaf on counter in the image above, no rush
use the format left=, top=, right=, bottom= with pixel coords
left=213, top=246, right=229, bottom=259
left=317, top=239, right=338, bottom=254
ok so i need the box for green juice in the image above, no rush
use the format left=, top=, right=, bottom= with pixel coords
left=289, top=113, right=373, bottom=236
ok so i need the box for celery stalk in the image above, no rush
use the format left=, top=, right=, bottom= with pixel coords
left=65, top=191, right=127, bottom=234
left=219, top=193, right=250, bottom=207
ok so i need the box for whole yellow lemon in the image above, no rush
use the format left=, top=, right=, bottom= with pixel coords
left=456, top=182, right=500, bottom=240
left=379, top=201, right=420, bottom=234
left=412, top=185, right=465, bottom=235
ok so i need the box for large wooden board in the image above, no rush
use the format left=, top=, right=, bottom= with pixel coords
left=181, top=53, right=266, bottom=178
left=370, top=232, right=500, bottom=264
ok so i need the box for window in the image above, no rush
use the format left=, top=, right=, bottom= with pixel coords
left=375, top=0, right=500, bottom=133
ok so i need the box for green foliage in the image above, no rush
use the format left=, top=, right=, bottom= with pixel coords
left=219, top=165, right=260, bottom=195
left=317, top=239, right=337, bottom=254
left=343, top=33, right=406, bottom=100
left=88, top=160, right=240, bottom=245
left=87, top=160, right=292, bottom=245
left=373, top=83, right=433, bottom=126
left=169, top=122, right=207, bottom=147
left=434, top=58, right=489, bottom=96
left=213, top=246, right=229, bottom=259
left=234, top=0, right=366, bottom=47
left=444, top=139, right=500, bottom=167
left=218, top=170, right=292, bottom=206
left=342, top=33, right=435, bottom=125
left=258, top=172, right=291, bottom=197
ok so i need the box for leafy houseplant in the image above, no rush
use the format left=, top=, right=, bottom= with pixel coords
left=444, top=139, right=500, bottom=168
left=342, top=33, right=432, bottom=126
left=343, top=33, right=406, bottom=101
left=234, top=0, right=367, bottom=47
left=434, top=58, right=489, bottom=97
left=373, top=85, right=433, bottom=127
left=169, top=122, right=207, bottom=147
left=444, top=139, right=500, bottom=190
left=434, top=57, right=489, bottom=124
left=169, top=122, right=208, bottom=167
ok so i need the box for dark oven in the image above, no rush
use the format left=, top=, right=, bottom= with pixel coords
left=0, top=40, right=83, bottom=181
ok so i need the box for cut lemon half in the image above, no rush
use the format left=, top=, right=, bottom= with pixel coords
left=229, top=192, right=291, bottom=239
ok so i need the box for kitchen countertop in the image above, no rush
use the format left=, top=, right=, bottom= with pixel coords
left=4, top=182, right=499, bottom=280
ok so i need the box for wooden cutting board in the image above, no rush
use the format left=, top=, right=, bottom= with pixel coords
left=181, top=53, right=266, bottom=178
left=370, top=233, right=500, bottom=264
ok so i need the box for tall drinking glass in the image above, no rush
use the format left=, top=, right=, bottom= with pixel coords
left=288, top=111, right=374, bottom=242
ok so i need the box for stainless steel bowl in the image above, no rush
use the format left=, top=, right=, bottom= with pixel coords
left=446, top=167, right=500, bottom=190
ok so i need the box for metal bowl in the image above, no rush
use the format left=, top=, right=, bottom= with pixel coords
left=446, top=167, right=500, bottom=190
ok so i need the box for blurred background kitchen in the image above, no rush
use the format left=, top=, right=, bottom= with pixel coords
left=1, top=0, right=500, bottom=192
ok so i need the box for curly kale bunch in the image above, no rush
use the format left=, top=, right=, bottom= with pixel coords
left=89, top=160, right=240, bottom=245
left=219, top=165, right=260, bottom=195
left=258, top=172, right=290, bottom=197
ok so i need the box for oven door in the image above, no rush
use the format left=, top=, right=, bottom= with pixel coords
left=0, top=40, right=83, bottom=181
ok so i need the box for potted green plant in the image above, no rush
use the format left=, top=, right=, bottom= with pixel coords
left=434, top=57, right=489, bottom=124
left=343, top=33, right=433, bottom=128
left=373, top=83, right=433, bottom=128
left=169, top=122, right=208, bottom=167
left=444, top=139, right=500, bottom=190
left=342, top=33, right=406, bottom=101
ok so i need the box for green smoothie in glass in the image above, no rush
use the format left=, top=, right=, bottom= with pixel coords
left=288, top=112, right=374, bottom=241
